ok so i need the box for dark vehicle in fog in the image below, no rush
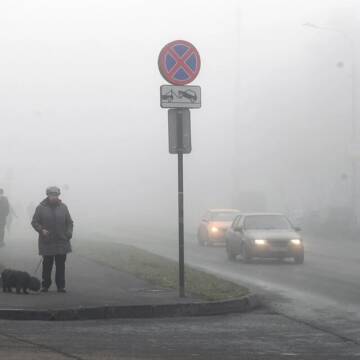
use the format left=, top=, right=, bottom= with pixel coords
left=197, top=209, right=241, bottom=246
left=225, top=213, right=304, bottom=264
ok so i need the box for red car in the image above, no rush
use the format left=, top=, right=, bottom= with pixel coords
left=197, top=209, right=241, bottom=246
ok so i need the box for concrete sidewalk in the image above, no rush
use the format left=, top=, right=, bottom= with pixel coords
left=0, top=237, right=258, bottom=320
left=0, top=237, right=199, bottom=311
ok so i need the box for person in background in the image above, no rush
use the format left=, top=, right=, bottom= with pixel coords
left=0, top=189, right=10, bottom=247
left=6, top=204, right=17, bottom=233
left=31, top=186, right=74, bottom=293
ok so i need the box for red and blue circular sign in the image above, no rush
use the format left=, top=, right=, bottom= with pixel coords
left=158, top=40, right=201, bottom=85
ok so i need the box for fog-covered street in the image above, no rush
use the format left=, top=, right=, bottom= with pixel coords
left=1, top=0, right=360, bottom=358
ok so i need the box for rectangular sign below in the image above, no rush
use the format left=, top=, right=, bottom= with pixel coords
left=168, top=109, right=191, bottom=154
left=161, top=85, right=201, bottom=109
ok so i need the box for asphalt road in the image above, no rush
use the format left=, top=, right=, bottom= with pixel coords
left=0, top=309, right=359, bottom=360
left=1, top=228, right=360, bottom=359
left=101, top=227, right=360, bottom=345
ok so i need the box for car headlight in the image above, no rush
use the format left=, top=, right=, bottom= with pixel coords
left=210, top=227, right=219, bottom=233
left=254, top=239, right=267, bottom=245
left=291, top=239, right=302, bottom=245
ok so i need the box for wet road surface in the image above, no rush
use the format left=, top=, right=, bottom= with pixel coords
left=104, top=227, right=360, bottom=345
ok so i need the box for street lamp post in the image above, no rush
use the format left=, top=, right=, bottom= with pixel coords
left=303, top=22, right=359, bottom=226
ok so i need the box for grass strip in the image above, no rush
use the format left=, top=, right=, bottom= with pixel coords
left=76, top=239, right=249, bottom=301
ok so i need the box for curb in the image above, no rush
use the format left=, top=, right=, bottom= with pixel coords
left=0, top=294, right=261, bottom=321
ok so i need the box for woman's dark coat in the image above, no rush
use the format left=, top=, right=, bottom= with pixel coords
left=31, top=198, right=74, bottom=256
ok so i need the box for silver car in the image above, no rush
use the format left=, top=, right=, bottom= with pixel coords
left=225, top=213, right=304, bottom=264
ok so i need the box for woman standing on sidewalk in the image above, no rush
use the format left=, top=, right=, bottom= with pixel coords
left=31, top=186, right=74, bottom=293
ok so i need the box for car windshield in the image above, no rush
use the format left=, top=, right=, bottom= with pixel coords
left=210, top=212, right=240, bottom=221
left=244, top=215, right=292, bottom=230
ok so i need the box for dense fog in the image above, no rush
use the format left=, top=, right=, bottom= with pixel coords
left=1, top=0, right=359, bottom=235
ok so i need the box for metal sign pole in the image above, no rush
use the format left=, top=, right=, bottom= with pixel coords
left=178, top=151, right=185, bottom=298
left=176, top=110, right=185, bottom=298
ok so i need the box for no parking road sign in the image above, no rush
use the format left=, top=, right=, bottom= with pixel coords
left=158, top=40, right=201, bottom=85
left=158, top=39, right=202, bottom=299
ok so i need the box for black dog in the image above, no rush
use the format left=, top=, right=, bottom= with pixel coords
left=1, top=269, right=41, bottom=294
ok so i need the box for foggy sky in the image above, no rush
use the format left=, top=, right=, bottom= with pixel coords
left=0, top=0, right=359, bottom=231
